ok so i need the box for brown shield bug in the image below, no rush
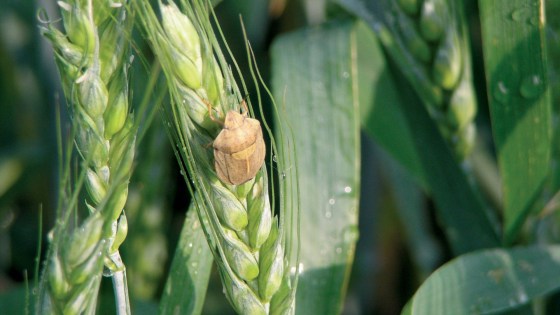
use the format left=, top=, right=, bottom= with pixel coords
left=212, top=101, right=265, bottom=185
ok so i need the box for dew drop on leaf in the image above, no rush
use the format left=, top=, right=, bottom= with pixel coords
left=103, top=268, right=114, bottom=277
left=517, top=291, right=528, bottom=304
left=291, top=262, right=305, bottom=275
left=493, top=81, right=510, bottom=104
left=530, top=16, right=539, bottom=26
left=520, top=75, right=544, bottom=99
left=342, top=226, right=359, bottom=244
left=511, top=8, right=530, bottom=22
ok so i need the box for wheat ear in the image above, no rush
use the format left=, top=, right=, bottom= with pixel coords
left=136, top=0, right=295, bottom=313
left=393, top=0, right=477, bottom=158
left=40, top=0, right=135, bottom=313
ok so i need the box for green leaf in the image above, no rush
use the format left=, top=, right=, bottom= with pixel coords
left=160, top=205, right=213, bottom=315
left=547, top=0, right=560, bottom=194
left=402, top=245, right=560, bottom=315
left=479, top=0, right=551, bottom=243
left=271, top=20, right=361, bottom=315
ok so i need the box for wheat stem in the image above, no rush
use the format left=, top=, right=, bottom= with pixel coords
left=109, top=251, right=130, bottom=315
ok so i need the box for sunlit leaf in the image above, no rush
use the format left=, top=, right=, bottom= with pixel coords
left=479, top=0, right=552, bottom=243
left=272, top=20, right=361, bottom=315
left=402, top=245, right=560, bottom=315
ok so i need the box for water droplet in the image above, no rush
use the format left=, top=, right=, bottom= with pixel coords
left=272, top=155, right=278, bottom=163
left=328, top=198, right=336, bottom=205
left=520, top=75, right=544, bottom=99
left=517, top=291, right=528, bottom=303
left=511, top=8, right=531, bottom=22
left=325, top=210, right=332, bottom=219
left=187, top=242, right=193, bottom=248
left=342, top=71, right=349, bottom=79
left=493, top=81, right=510, bottom=104
left=342, top=226, right=359, bottom=243
left=281, top=172, right=286, bottom=180
left=191, top=262, right=198, bottom=268
left=530, top=16, right=539, bottom=25
left=343, top=186, right=352, bottom=194
left=103, top=268, right=114, bottom=277
left=291, top=263, right=305, bottom=275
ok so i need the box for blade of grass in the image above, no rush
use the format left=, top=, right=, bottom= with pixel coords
left=479, top=0, right=552, bottom=243
left=271, top=20, right=361, bottom=315
left=402, top=245, right=560, bottom=315
left=160, top=205, right=213, bottom=315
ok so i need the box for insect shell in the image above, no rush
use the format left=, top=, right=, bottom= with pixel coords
left=213, top=109, right=266, bottom=185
